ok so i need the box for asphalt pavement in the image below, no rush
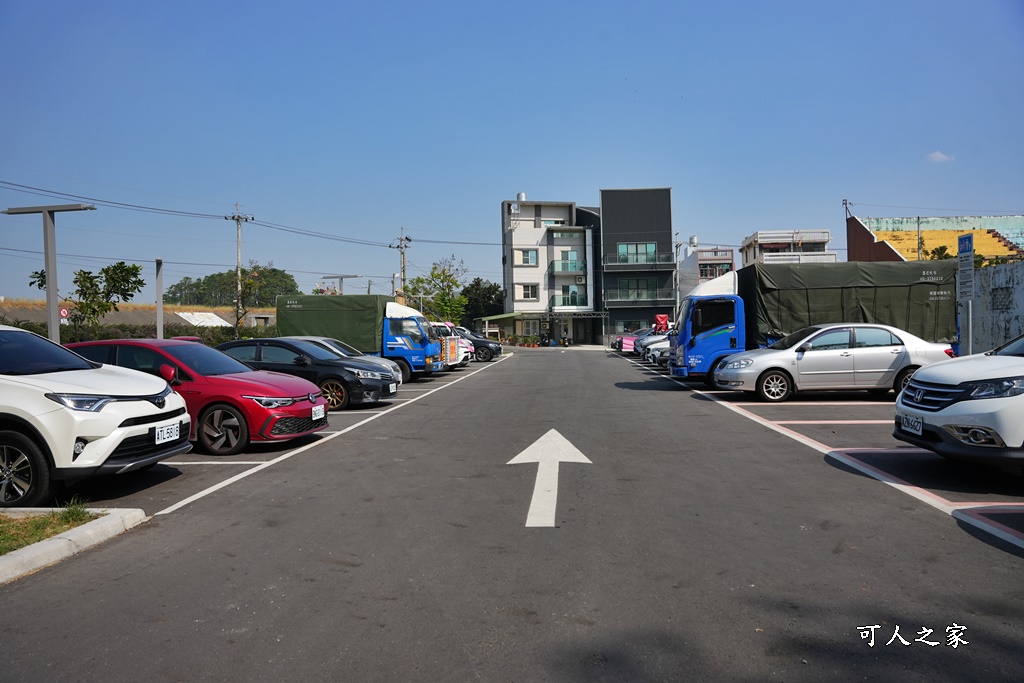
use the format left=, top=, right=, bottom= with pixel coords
left=1, top=348, right=1020, bottom=681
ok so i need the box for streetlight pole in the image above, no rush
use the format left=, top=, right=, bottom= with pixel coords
left=1, top=203, right=96, bottom=342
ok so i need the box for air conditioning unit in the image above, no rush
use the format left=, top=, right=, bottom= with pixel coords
left=575, top=275, right=586, bottom=285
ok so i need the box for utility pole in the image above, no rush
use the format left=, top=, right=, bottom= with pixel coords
left=390, top=227, right=412, bottom=293
left=225, top=204, right=253, bottom=338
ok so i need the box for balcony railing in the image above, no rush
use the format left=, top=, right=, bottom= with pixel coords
left=603, top=252, right=675, bottom=266
left=549, top=295, right=589, bottom=308
left=758, top=252, right=838, bottom=264
left=549, top=259, right=586, bottom=273
left=603, top=288, right=676, bottom=303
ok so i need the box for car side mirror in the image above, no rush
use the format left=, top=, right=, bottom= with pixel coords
left=797, top=343, right=811, bottom=353
left=294, top=355, right=310, bottom=366
left=158, top=363, right=179, bottom=385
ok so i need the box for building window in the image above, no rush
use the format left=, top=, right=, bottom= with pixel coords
left=552, top=231, right=580, bottom=239
left=517, top=249, right=538, bottom=266
left=542, top=219, right=567, bottom=228
left=518, top=284, right=539, bottom=300
left=616, top=320, right=648, bottom=333
left=522, top=320, right=540, bottom=336
left=617, top=278, right=658, bottom=299
left=617, top=242, right=657, bottom=264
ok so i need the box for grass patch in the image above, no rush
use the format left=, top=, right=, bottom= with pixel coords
left=0, top=498, right=100, bottom=556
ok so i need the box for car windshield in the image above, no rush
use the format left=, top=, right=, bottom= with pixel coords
left=0, top=329, right=94, bottom=375
left=325, top=338, right=362, bottom=356
left=769, top=327, right=821, bottom=350
left=163, top=343, right=255, bottom=376
left=289, top=338, right=346, bottom=361
left=992, top=334, right=1024, bottom=357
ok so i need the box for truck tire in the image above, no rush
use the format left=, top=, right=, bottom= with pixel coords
left=703, top=357, right=726, bottom=388
left=395, top=360, right=412, bottom=384
left=756, top=369, right=793, bottom=402
left=0, top=430, right=51, bottom=507
left=320, top=378, right=351, bottom=410
left=198, top=404, right=250, bottom=455
left=475, top=347, right=493, bottom=362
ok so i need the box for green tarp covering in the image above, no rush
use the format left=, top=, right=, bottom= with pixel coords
left=276, top=295, right=393, bottom=353
left=736, top=261, right=958, bottom=346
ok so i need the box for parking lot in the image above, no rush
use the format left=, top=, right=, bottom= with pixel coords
left=6, top=345, right=1023, bottom=681
left=619, top=350, right=1024, bottom=553
left=60, top=356, right=513, bottom=515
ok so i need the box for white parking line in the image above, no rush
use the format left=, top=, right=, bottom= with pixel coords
left=155, top=354, right=512, bottom=515
left=619, top=351, right=1024, bottom=551
left=775, top=420, right=893, bottom=425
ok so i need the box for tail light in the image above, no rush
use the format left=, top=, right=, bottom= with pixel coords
left=944, top=348, right=956, bottom=358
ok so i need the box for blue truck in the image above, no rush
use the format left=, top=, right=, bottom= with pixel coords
left=276, top=295, right=444, bottom=383
left=668, top=260, right=958, bottom=385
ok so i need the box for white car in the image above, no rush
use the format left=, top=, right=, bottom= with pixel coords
left=894, top=333, right=1024, bottom=472
left=0, top=325, right=192, bottom=507
left=643, top=338, right=670, bottom=363
left=713, top=323, right=954, bottom=402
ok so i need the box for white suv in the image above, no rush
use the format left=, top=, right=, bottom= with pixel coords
left=894, top=333, right=1024, bottom=472
left=0, top=325, right=192, bottom=506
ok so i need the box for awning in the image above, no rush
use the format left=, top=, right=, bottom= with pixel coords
left=479, top=312, right=520, bottom=321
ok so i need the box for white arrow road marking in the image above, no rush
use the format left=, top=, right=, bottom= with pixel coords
left=507, top=429, right=591, bottom=527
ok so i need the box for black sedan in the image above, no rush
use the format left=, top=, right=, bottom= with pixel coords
left=216, top=338, right=398, bottom=410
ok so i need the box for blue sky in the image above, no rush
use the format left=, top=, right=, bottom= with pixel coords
left=2, top=0, right=1022, bottom=303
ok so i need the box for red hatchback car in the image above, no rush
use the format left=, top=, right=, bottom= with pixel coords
left=67, top=339, right=329, bottom=456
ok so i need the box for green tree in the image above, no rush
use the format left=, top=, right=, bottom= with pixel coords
left=459, top=278, right=502, bottom=328
left=405, top=255, right=469, bottom=322
left=927, top=245, right=954, bottom=260
left=30, top=262, right=145, bottom=333
left=162, top=262, right=299, bottom=307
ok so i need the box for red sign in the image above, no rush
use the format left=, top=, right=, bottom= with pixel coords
left=59, top=307, right=69, bottom=319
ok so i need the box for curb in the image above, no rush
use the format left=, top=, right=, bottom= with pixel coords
left=1, top=508, right=148, bottom=585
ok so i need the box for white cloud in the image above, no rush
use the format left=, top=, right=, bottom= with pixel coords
left=927, top=150, right=955, bottom=163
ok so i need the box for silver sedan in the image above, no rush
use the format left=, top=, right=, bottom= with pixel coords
left=713, top=323, right=954, bottom=402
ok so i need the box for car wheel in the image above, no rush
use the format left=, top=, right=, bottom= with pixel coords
left=475, top=347, right=493, bottom=362
left=0, top=430, right=51, bottom=507
left=894, top=366, right=916, bottom=393
left=199, top=404, right=249, bottom=456
left=756, top=370, right=792, bottom=402
left=320, top=378, right=351, bottom=410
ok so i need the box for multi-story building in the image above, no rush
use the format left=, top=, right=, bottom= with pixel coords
left=739, top=229, right=837, bottom=267
left=499, top=194, right=601, bottom=344
left=498, top=188, right=675, bottom=343
left=598, top=188, right=676, bottom=336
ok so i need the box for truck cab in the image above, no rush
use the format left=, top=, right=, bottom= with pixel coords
left=669, top=294, right=745, bottom=385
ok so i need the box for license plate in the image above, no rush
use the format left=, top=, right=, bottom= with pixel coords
left=312, top=404, right=325, bottom=420
left=388, top=383, right=397, bottom=394
left=155, top=423, right=179, bottom=444
left=899, top=413, right=923, bottom=436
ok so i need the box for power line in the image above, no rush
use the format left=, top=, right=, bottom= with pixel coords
left=0, top=180, right=225, bottom=219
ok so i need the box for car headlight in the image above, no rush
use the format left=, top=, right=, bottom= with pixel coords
left=244, top=396, right=296, bottom=408
left=348, top=368, right=382, bottom=380
left=45, top=393, right=115, bottom=412
left=724, top=358, right=754, bottom=370
left=961, top=377, right=1024, bottom=399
